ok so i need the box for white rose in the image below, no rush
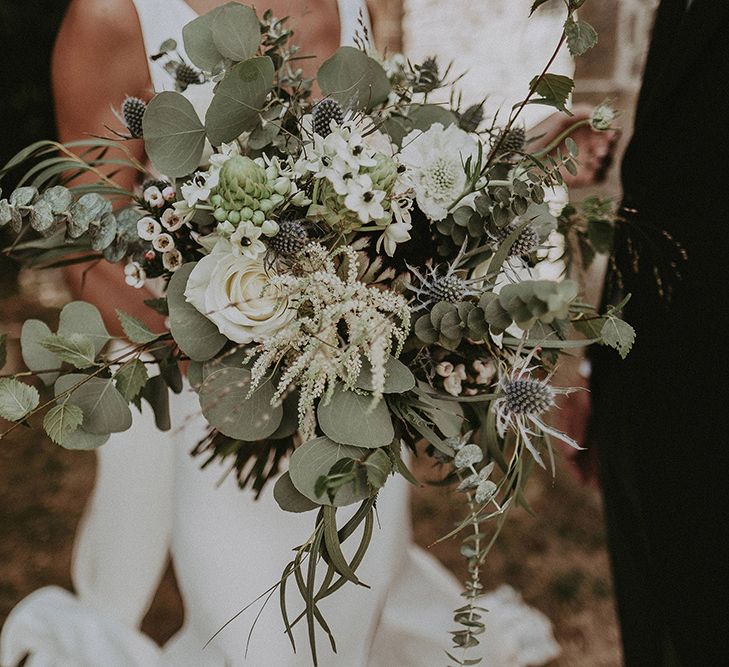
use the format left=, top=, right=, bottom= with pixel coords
left=184, top=239, right=294, bottom=344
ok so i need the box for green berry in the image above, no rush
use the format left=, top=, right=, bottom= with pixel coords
left=214, top=207, right=227, bottom=222
left=240, top=207, right=254, bottom=221
left=210, top=194, right=223, bottom=206
left=227, top=210, right=241, bottom=224
left=274, top=178, right=290, bottom=196
left=259, top=198, right=273, bottom=213
left=252, top=210, right=265, bottom=225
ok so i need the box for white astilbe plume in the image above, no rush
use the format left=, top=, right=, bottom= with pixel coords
left=246, top=243, right=411, bottom=439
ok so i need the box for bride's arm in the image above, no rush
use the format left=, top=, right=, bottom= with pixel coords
left=53, top=0, right=174, bottom=628
left=53, top=0, right=165, bottom=337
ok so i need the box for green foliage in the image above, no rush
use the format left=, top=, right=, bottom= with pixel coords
left=166, top=263, right=226, bottom=362
left=116, top=310, right=160, bottom=344
left=354, top=356, right=415, bottom=394
left=57, top=301, right=110, bottom=355
left=0, top=378, right=39, bottom=421
left=273, top=472, right=320, bottom=513
left=200, top=366, right=282, bottom=441
left=210, top=3, right=260, bottom=62
left=497, top=280, right=579, bottom=331
left=143, top=92, right=206, bottom=177
left=54, top=374, right=132, bottom=435
left=317, top=47, right=390, bottom=111
left=205, top=57, right=275, bottom=145
left=600, top=316, right=636, bottom=359
left=288, top=437, right=370, bottom=506
left=43, top=402, right=84, bottom=445
left=415, top=296, right=494, bottom=349
left=564, top=17, right=598, bottom=56
left=317, top=386, right=395, bottom=449
left=140, top=375, right=171, bottom=431
left=40, top=333, right=97, bottom=369
left=528, top=73, right=575, bottom=113
left=20, top=320, right=59, bottom=385
left=114, top=359, right=149, bottom=402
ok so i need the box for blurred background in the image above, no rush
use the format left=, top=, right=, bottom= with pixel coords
left=0, top=1, right=659, bottom=665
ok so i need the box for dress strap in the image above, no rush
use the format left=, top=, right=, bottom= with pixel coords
left=129, top=0, right=197, bottom=92
left=337, top=0, right=372, bottom=46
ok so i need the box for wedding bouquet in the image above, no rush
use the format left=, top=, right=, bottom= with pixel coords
left=0, top=1, right=630, bottom=664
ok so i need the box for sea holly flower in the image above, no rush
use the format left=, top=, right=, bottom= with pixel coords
left=137, top=216, right=161, bottom=241
left=493, top=355, right=580, bottom=468
left=230, top=220, right=266, bottom=259
left=124, top=261, right=146, bottom=288
left=400, top=122, right=478, bottom=222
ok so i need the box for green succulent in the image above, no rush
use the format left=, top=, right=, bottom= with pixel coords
left=211, top=156, right=273, bottom=225
left=366, top=153, right=398, bottom=193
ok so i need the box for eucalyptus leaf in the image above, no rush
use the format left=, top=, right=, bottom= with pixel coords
left=143, top=91, right=206, bottom=177
left=364, top=448, right=392, bottom=491
left=211, top=3, right=260, bottom=62
left=273, top=472, right=319, bottom=513
left=182, top=6, right=226, bottom=71
left=43, top=402, right=84, bottom=445
left=289, top=436, right=370, bottom=507
left=29, top=200, right=54, bottom=234
left=317, top=386, right=394, bottom=449
left=200, top=366, right=282, bottom=441
left=9, top=186, right=37, bottom=207
left=41, top=333, right=97, bottom=369
left=21, top=320, right=60, bottom=385
left=167, top=263, right=226, bottom=362
left=0, top=378, right=40, bottom=421
left=55, top=374, right=132, bottom=434
left=88, top=213, right=117, bottom=251
left=205, top=57, right=275, bottom=145
left=56, top=428, right=109, bottom=450
left=58, top=301, right=110, bottom=355
left=318, top=47, right=390, bottom=111
left=355, top=356, right=416, bottom=394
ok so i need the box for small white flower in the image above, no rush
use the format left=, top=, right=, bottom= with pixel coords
left=343, top=175, right=386, bottom=223
left=261, top=219, right=280, bottom=237
left=443, top=373, right=463, bottom=397
left=137, top=216, right=161, bottom=241
left=209, top=141, right=241, bottom=168
left=473, top=359, right=496, bottom=385
left=216, top=220, right=235, bottom=236
left=152, top=233, right=175, bottom=253
left=162, top=249, right=183, bottom=272
left=230, top=220, right=266, bottom=259
left=181, top=171, right=217, bottom=207
left=400, top=123, right=478, bottom=222
left=160, top=208, right=184, bottom=232
left=436, top=361, right=454, bottom=377
left=124, top=261, right=146, bottom=288
left=454, top=363, right=467, bottom=381
left=162, top=186, right=176, bottom=202
left=143, top=186, right=164, bottom=208
left=376, top=219, right=412, bottom=256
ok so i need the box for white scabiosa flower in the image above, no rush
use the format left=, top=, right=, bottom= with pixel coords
left=137, top=216, right=161, bottom=241
left=152, top=233, right=175, bottom=253
left=124, top=261, right=146, bottom=288
left=400, top=122, right=478, bottom=222
left=160, top=208, right=184, bottom=232
left=230, top=220, right=266, bottom=259
left=162, top=249, right=183, bottom=272
left=143, top=186, right=164, bottom=208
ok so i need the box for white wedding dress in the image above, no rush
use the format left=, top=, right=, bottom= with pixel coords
left=0, top=2, right=561, bottom=666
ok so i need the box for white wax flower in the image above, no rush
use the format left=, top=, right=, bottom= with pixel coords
left=184, top=239, right=294, bottom=344
left=161, top=208, right=184, bottom=232
left=124, top=261, right=146, bottom=288
left=162, top=249, right=183, bottom=272
left=152, top=233, right=175, bottom=253
left=137, top=216, right=161, bottom=241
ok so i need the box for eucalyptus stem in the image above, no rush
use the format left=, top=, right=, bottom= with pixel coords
left=532, top=118, right=591, bottom=158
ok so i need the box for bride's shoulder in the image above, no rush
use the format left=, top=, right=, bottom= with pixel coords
left=58, top=0, right=143, bottom=48
left=53, top=0, right=150, bottom=112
